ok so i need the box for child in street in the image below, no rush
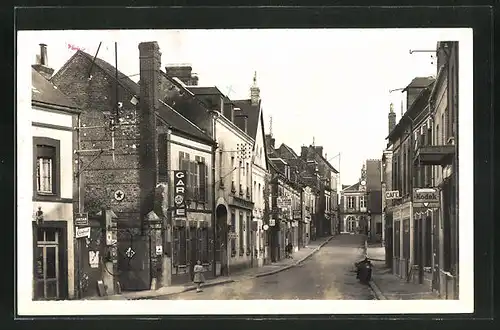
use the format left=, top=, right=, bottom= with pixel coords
left=193, top=260, right=205, bottom=293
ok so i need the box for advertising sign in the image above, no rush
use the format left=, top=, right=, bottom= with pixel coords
left=413, top=188, right=440, bottom=207
left=74, top=213, right=89, bottom=226
left=173, top=170, right=187, bottom=218
left=277, top=197, right=292, bottom=208
left=385, top=190, right=401, bottom=200
left=75, top=227, right=91, bottom=239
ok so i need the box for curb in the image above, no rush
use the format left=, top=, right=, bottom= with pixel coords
left=255, top=236, right=335, bottom=278
left=368, top=280, right=387, bottom=300
left=129, top=279, right=236, bottom=300
left=112, top=236, right=335, bottom=300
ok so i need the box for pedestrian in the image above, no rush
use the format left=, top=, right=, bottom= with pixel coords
left=193, top=260, right=205, bottom=293
left=286, top=242, right=293, bottom=259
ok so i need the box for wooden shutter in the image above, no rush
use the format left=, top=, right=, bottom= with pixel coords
left=158, top=134, right=167, bottom=182
left=199, top=158, right=206, bottom=202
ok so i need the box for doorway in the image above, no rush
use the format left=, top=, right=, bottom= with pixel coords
left=215, top=204, right=228, bottom=276
left=32, top=222, right=68, bottom=300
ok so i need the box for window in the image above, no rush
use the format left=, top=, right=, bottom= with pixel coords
left=33, top=137, right=60, bottom=199
left=239, top=212, right=244, bottom=256
left=442, top=112, right=447, bottom=143
left=359, top=195, right=366, bottom=208
left=230, top=211, right=236, bottom=257
left=347, top=196, right=355, bottom=209
left=195, top=156, right=208, bottom=202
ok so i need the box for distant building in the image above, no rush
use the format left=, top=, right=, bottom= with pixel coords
left=31, top=44, right=81, bottom=300
left=340, top=165, right=369, bottom=234
left=366, top=159, right=383, bottom=242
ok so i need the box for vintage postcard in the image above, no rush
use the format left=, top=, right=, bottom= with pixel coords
left=16, top=28, right=473, bottom=315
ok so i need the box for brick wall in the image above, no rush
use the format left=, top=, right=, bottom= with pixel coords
left=51, top=53, right=143, bottom=225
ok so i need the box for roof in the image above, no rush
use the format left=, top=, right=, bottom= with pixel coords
left=188, top=86, right=225, bottom=97
left=402, top=76, right=435, bottom=92
left=32, top=68, right=80, bottom=111
left=55, top=50, right=212, bottom=144
left=232, top=99, right=261, bottom=140
left=279, top=143, right=299, bottom=159
left=387, top=81, right=435, bottom=141
left=311, top=148, right=339, bottom=174
left=157, top=100, right=214, bottom=144
left=76, top=50, right=140, bottom=96
left=343, top=182, right=361, bottom=192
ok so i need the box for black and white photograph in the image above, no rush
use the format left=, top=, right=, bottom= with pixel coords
left=17, top=26, right=473, bottom=315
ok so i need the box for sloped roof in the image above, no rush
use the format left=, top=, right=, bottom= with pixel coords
left=32, top=68, right=80, bottom=110
left=157, top=100, right=214, bottom=144
left=343, top=182, right=361, bottom=192
left=54, top=50, right=212, bottom=144
left=402, top=76, right=435, bottom=92
left=232, top=99, right=260, bottom=140
left=76, top=50, right=140, bottom=96
left=188, top=86, right=225, bottom=96
left=279, top=143, right=299, bottom=159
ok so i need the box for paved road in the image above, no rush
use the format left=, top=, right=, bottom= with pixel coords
left=153, top=234, right=375, bottom=300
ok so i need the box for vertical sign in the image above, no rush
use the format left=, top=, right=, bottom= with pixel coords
left=173, top=170, right=187, bottom=218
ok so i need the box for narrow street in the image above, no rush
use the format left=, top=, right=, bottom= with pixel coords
left=152, top=234, right=375, bottom=300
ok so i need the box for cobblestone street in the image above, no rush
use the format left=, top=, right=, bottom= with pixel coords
left=152, top=234, right=375, bottom=300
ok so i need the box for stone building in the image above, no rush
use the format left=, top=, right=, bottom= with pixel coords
left=340, top=165, right=369, bottom=234
left=31, top=44, right=81, bottom=300
left=414, top=41, right=459, bottom=299
left=50, top=41, right=217, bottom=294
left=386, top=75, right=435, bottom=283
left=366, top=159, right=383, bottom=242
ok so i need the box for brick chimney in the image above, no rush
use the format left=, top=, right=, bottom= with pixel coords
left=265, top=134, right=275, bottom=152
left=138, top=41, right=161, bottom=217
left=301, top=146, right=308, bottom=160
left=165, top=65, right=198, bottom=86
left=388, top=103, right=396, bottom=135
left=314, top=146, right=323, bottom=157
left=32, top=43, right=54, bottom=80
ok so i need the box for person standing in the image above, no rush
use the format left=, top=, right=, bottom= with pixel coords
left=193, top=260, right=206, bottom=293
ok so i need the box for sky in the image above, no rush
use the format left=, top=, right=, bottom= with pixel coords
left=23, top=29, right=448, bottom=185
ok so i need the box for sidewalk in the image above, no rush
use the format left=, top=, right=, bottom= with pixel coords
left=88, top=235, right=334, bottom=300
left=366, top=244, right=439, bottom=300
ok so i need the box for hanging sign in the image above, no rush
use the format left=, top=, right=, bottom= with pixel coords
left=269, top=219, right=276, bottom=226
left=173, top=170, right=187, bottom=218
left=74, top=213, right=89, bottom=226
left=114, top=190, right=125, bottom=201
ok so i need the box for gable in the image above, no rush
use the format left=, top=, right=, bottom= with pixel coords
left=253, top=110, right=268, bottom=170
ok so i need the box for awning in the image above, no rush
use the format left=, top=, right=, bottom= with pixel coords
left=414, top=145, right=455, bottom=166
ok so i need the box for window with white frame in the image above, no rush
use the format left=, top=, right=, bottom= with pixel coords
left=359, top=195, right=367, bottom=208
left=347, top=196, right=355, bottom=209
left=37, top=152, right=54, bottom=193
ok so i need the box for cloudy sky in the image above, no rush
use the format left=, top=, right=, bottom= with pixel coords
left=22, top=29, right=456, bottom=184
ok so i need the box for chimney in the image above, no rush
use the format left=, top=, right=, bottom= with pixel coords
left=270, top=137, right=275, bottom=149
left=138, top=41, right=161, bottom=217
left=32, top=43, right=54, bottom=80
left=388, top=103, right=396, bottom=135
left=301, top=146, right=308, bottom=160
left=265, top=134, right=275, bottom=152
left=314, top=146, right=323, bottom=157
left=235, top=114, right=248, bottom=134
left=165, top=65, right=198, bottom=86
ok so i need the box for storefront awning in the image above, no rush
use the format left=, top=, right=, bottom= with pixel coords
left=414, top=145, right=455, bottom=166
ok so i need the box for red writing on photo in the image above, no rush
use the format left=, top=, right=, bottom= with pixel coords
left=66, top=43, right=86, bottom=52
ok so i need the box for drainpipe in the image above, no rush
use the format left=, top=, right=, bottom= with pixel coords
left=211, top=111, right=218, bottom=277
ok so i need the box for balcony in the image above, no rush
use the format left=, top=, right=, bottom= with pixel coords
left=414, top=145, right=455, bottom=166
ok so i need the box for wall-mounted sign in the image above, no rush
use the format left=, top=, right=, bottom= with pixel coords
left=269, top=219, right=276, bottom=226
left=89, top=251, right=99, bottom=268
left=76, top=226, right=91, bottom=239
left=277, top=197, right=292, bottom=208
left=413, top=188, right=440, bottom=207
left=155, top=245, right=163, bottom=256
left=262, top=224, right=269, bottom=231
left=74, top=213, right=88, bottom=226
left=385, top=190, right=401, bottom=200
left=173, top=170, right=187, bottom=218
left=114, top=189, right=125, bottom=201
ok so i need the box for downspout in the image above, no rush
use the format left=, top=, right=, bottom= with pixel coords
left=211, top=113, right=218, bottom=277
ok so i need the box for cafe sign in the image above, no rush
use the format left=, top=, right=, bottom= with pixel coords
left=173, top=170, right=187, bottom=218
left=413, top=188, right=440, bottom=208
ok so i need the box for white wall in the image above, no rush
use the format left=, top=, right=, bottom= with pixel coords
left=31, top=106, right=75, bottom=299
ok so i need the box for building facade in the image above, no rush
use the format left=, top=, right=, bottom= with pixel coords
left=340, top=165, right=369, bottom=234
left=414, top=41, right=459, bottom=299
left=366, top=159, right=383, bottom=242
left=31, top=44, right=81, bottom=300
left=386, top=75, right=435, bottom=283
left=51, top=41, right=217, bottom=295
